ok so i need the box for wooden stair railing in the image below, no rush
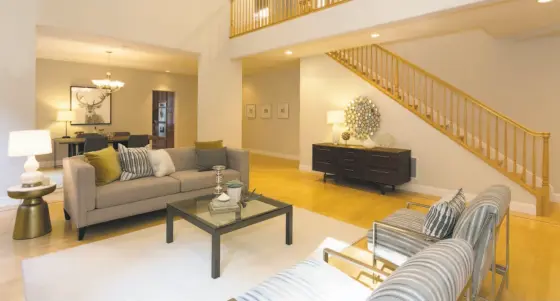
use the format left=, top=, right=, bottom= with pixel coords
left=230, top=0, right=352, bottom=37
left=327, top=45, right=551, bottom=216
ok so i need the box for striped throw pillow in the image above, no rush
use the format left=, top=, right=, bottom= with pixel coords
left=118, top=144, right=153, bottom=181
left=423, top=189, right=466, bottom=239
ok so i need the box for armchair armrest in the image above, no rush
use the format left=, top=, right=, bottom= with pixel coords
left=323, top=248, right=390, bottom=280
left=406, top=201, right=431, bottom=210
left=374, top=220, right=440, bottom=243
left=63, top=156, right=96, bottom=228
left=227, top=148, right=249, bottom=189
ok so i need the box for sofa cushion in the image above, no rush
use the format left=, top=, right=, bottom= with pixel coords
left=165, top=147, right=196, bottom=171
left=196, top=147, right=227, bottom=171
left=367, top=209, right=432, bottom=265
left=236, top=258, right=372, bottom=301
left=84, top=146, right=121, bottom=186
left=96, top=176, right=180, bottom=209
left=195, top=140, right=223, bottom=149
left=169, top=169, right=241, bottom=192
left=118, top=144, right=153, bottom=181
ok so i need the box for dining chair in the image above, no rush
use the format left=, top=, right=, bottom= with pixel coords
left=76, top=133, right=103, bottom=155
left=111, top=132, right=131, bottom=149
left=128, top=135, right=150, bottom=148
left=84, top=136, right=108, bottom=153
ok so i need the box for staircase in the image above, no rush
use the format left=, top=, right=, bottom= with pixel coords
left=327, top=44, right=551, bottom=215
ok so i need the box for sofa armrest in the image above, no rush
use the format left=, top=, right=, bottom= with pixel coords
left=227, top=148, right=249, bottom=189
left=63, top=156, right=96, bottom=228
left=323, top=248, right=390, bottom=280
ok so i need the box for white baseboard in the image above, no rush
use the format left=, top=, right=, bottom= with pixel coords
left=248, top=149, right=299, bottom=161
left=551, top=191, right=560, bottom=203
left=0, top=196, right=21, bottom=212
left=509, top=202, right=536, bottom=215
left=399, top=183, right=477, bottom=200
left=299, top=164, right=312, bottom=172
left=399, top=183, right=536, bottom=215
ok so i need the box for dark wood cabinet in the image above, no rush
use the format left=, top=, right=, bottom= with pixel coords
left=312, top=143, right=411, bottom=194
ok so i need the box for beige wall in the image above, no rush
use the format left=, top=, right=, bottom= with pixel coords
left=300, top=55, right=535, bottom=213
left=384, top=29, right=560, bottom=191
left=196, top=2, right=243, bottom=148
left=0, top=0, right=37, bottom=197
left=242, top=62, right=300, bottom=159
left=36, top=59, right=198, bottom=164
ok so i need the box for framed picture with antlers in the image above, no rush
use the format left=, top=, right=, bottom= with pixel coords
left=70, top=86, right=112, bottom=125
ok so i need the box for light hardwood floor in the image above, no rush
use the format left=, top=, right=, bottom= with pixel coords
left=1, top=154, right=559, bottom=300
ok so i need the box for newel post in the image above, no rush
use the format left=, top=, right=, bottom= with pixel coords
left=539, top=133, right=551, bottom=216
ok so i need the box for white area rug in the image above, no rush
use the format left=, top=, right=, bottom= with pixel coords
left=22, top=208, right=366, bottom=301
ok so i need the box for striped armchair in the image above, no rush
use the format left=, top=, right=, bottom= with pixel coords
left=367, top=185, right=511, bottom=300
left=233, top=239, right=474, bottom=301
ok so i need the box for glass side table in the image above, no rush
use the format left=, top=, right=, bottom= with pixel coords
left=7, top=183, right=56, bottom=240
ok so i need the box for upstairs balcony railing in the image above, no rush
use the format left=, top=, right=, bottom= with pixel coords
left=230, top=0, right=351, bottom=37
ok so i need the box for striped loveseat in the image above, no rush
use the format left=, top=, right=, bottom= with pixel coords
left=367, top=185, right=511, bottom=299
left=233, top=239, right=474, bottom=301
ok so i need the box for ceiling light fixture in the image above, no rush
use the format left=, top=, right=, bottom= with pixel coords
left=285, top=50, right=293, bottom=55
left=92, top=51, right=125, bottom=93
left=371, top=33, right=381, bottom=38
left=537, top=0, right=553, bottom=3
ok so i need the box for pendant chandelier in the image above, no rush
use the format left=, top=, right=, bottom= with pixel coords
left=92, top=51, right=124, bottom=92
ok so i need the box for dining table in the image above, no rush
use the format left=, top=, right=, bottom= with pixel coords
left=52, top=136, right=154, bottom=168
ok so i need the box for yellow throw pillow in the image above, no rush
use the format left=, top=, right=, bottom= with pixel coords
left=195, top=140, right=223, bottom=149
left=84, top=146, right=122, bottom=186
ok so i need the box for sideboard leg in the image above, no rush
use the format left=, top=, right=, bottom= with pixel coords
left=323, top=173, right=327, bottom=183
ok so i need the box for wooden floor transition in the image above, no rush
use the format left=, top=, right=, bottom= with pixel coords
left=1, top=154, right=560, bottom=300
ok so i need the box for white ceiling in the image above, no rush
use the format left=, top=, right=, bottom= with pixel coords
left=36, top=27, right=199, bottom=75
left=243, top=0, right=560, bottom=70
left=37, top=0, right=560, bottom=75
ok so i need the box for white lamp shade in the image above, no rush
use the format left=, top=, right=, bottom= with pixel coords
left=8, top=130, right=53, bottom=157
left=327, top=110, right=345, bottom=124
left=57, top=110, right=76, bottom=122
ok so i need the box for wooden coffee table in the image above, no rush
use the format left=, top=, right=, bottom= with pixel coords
left=166, top=194, right=293, bottom=279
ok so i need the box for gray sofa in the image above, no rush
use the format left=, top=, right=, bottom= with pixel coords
left=63, top=147, right=249, bottom=240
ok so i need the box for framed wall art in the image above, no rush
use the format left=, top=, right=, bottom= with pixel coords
left=261, top=104, right=271, bottom=119
left=277, top=103, right=289, bottom=119
left=246, top=104, right=256, bottom=119
left=70, top=86, right=112, bottom=125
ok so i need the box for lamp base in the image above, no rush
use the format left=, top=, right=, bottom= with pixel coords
left=61, top=135, right=70, bottom=138
left=21, top=156, right=44, bottom=188
left=331, top=124, right=342, bottom=145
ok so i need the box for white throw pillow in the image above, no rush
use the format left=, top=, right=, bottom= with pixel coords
left=148, top=149, right=176, bottom=177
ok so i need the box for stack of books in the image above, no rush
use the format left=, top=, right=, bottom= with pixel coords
left=208, top=195, right=240, bottom=214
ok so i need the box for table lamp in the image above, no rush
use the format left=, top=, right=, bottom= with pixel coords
left=327, top=110, right=345, bottom=144
left=8, top=130, right=53, bottom=188
left=57, top=110, right=76, bottom=138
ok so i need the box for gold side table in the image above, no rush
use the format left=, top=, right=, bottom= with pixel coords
left=8, top=184, right=56, bottom=240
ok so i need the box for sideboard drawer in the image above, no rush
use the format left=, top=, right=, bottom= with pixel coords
left=367, top=152, right=399, bottom=169
left=313, top=145, right=336, bottom=161
left=364, top=168, right=398, bottom=184
left=339, top=166, right=363, bottom=179
left=313, top=160, right=336, bottom=174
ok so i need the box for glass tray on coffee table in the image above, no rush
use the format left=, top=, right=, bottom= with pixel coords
left=166, top=194, right=293, bottom=279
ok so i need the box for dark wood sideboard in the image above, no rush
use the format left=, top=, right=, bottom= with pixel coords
left=312, top=143, right=411, bottom=194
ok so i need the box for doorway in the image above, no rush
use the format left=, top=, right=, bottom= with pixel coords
left=152, top=90, right=175, bottom=149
